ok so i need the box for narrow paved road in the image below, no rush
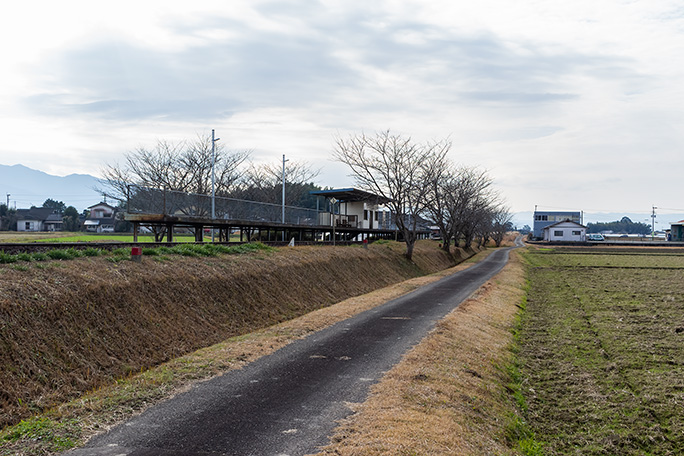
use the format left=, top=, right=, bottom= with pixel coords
left=66, top=246, right=514, bottom=456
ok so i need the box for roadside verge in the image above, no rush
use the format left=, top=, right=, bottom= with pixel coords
left=312, top=249, right=526, bottom=455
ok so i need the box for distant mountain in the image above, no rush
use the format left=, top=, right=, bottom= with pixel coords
left=0, top=164, right=104, bottom=211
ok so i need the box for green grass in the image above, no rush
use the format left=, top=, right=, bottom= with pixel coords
left=0, top=242, right=274, bottom=266
left=36, top=234, right=198, bottom=243
left=516, top=247, right=684, bottom=455
left=30, top=233, right=244, bottom=243
left=1, top=417, right=79, bottom=454
left=503, top=277, right=546, bottom=455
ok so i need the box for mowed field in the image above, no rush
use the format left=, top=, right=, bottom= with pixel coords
left=519, top=247, right=684, bottom=455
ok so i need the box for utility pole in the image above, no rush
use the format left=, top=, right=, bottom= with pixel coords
left=211, top=129, right=220, bottom=242
left=330, top=197, right=337, bottom=246
left=651, top=205, right=657, bottom=241
left=5, top=194, right=9, bottom=207
left=282, top=154, right=289, bottom=241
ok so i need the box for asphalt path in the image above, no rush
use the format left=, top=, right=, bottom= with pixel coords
left=66, top=246, right=515, bottom=456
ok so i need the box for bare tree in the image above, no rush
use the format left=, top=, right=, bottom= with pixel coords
left=449, top=168, right=497, bottom=249
left=490, top=205, right=513, bottom=247
left=334, top=130, right=450, bottom=260
left=100, top=134, right=250, bottom=200
left=424, top=165, right=503, bottom=251
left=99, top=134, right=250, bottom=241
left=235, top=160, right=320, bottom=206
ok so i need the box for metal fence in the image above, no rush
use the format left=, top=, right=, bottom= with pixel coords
left=125, top=185, right=325, bottom=226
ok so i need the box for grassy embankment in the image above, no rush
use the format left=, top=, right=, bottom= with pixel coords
left=515, top=246, right=684, bottom=455
left=1, top=239, right=471, bottom=455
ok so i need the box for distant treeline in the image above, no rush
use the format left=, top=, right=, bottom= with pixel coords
left=586, top=217, right=651, bottom=234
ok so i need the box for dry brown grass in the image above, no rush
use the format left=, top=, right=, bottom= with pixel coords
left=0, top=241, right=460, bottom=429
left=0, top=232, right=77, bottom=242
left=1, top=240, right=479, bottom=454
left=311, top=250, right=525, bottom=456
left=0, top=243, right=489, bottom=455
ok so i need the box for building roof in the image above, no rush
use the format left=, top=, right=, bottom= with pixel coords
left=534, top=210, right=581, bottom=214
left=309, top=188, right=392, bottom=204
left=670, top=220, right=684, bottom=226
left=15, top=207, right=58, bottom=221
left=45, top=213, right=64, bottom=223
left=542, top=219, right=587, bottom=230
left=88, top=202, right=117, bottom=210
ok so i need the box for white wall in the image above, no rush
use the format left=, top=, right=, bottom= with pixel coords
left=337, top=201, right=383, bottom=229
left=543, top=223, right=586, bottom=242
left=17, top=220, right=42, bottom=232
left=318, top=201, right=389, bottom=229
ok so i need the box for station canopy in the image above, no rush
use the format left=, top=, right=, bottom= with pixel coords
left=310, top=188, right=392, bottom=204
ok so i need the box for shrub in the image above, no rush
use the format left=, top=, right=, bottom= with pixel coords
left=0, top=252, right=18, bottom=264
left=47, top=249, right=82, bottom=260
left=31, top=253, right=49, bottom=262
left=82, top=248, right=104, bottom=257
left=16, top=253, right=34, bottom=262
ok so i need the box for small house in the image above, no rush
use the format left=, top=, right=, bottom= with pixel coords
left=542, top=220, right=586, bottom=242
left=84, top=202, right=118, bottom=233
left=16, top=207, right=60, bottom=232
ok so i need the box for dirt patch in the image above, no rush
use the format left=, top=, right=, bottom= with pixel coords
left=0, top=241, right=461, bottom=430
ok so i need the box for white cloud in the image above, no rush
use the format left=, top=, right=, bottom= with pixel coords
left=1, top=0, right=684, bottom=216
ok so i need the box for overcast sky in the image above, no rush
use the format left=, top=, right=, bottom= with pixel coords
left=2, top=0, right=684, bottom=217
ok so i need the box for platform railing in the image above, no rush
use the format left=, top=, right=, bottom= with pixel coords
left=126, top=185, right=324, bottom=226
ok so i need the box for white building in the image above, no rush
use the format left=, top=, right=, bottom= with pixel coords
left=542, top=220, right=586, bottom=242
left=310, top=188, right=392, bottom=230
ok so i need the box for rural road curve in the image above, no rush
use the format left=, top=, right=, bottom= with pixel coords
left=65, top=246, right=515, bottom=456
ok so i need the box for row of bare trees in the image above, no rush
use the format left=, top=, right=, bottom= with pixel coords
left=100, top=134, right=320, bottom=209
left=335, top=130, right=512, bottom=260
left=100, top=131, right=511, bottom=258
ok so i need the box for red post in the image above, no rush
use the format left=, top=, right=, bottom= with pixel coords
left=131, top=246, right=143, bottom=262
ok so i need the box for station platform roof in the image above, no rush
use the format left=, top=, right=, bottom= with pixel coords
left=310, top=188, right=392, bottom=204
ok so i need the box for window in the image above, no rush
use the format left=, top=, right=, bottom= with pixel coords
left=25, top=222, right=31, bottom=230
left=572, top=230, right=581, bottom=236
left=535, top=215, right=548, bottom=221
left=363, top=210, right=368, bottom=221
left=374, top=212, right=379, bottom=221
left=554, top=230, right=563, bottom=237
